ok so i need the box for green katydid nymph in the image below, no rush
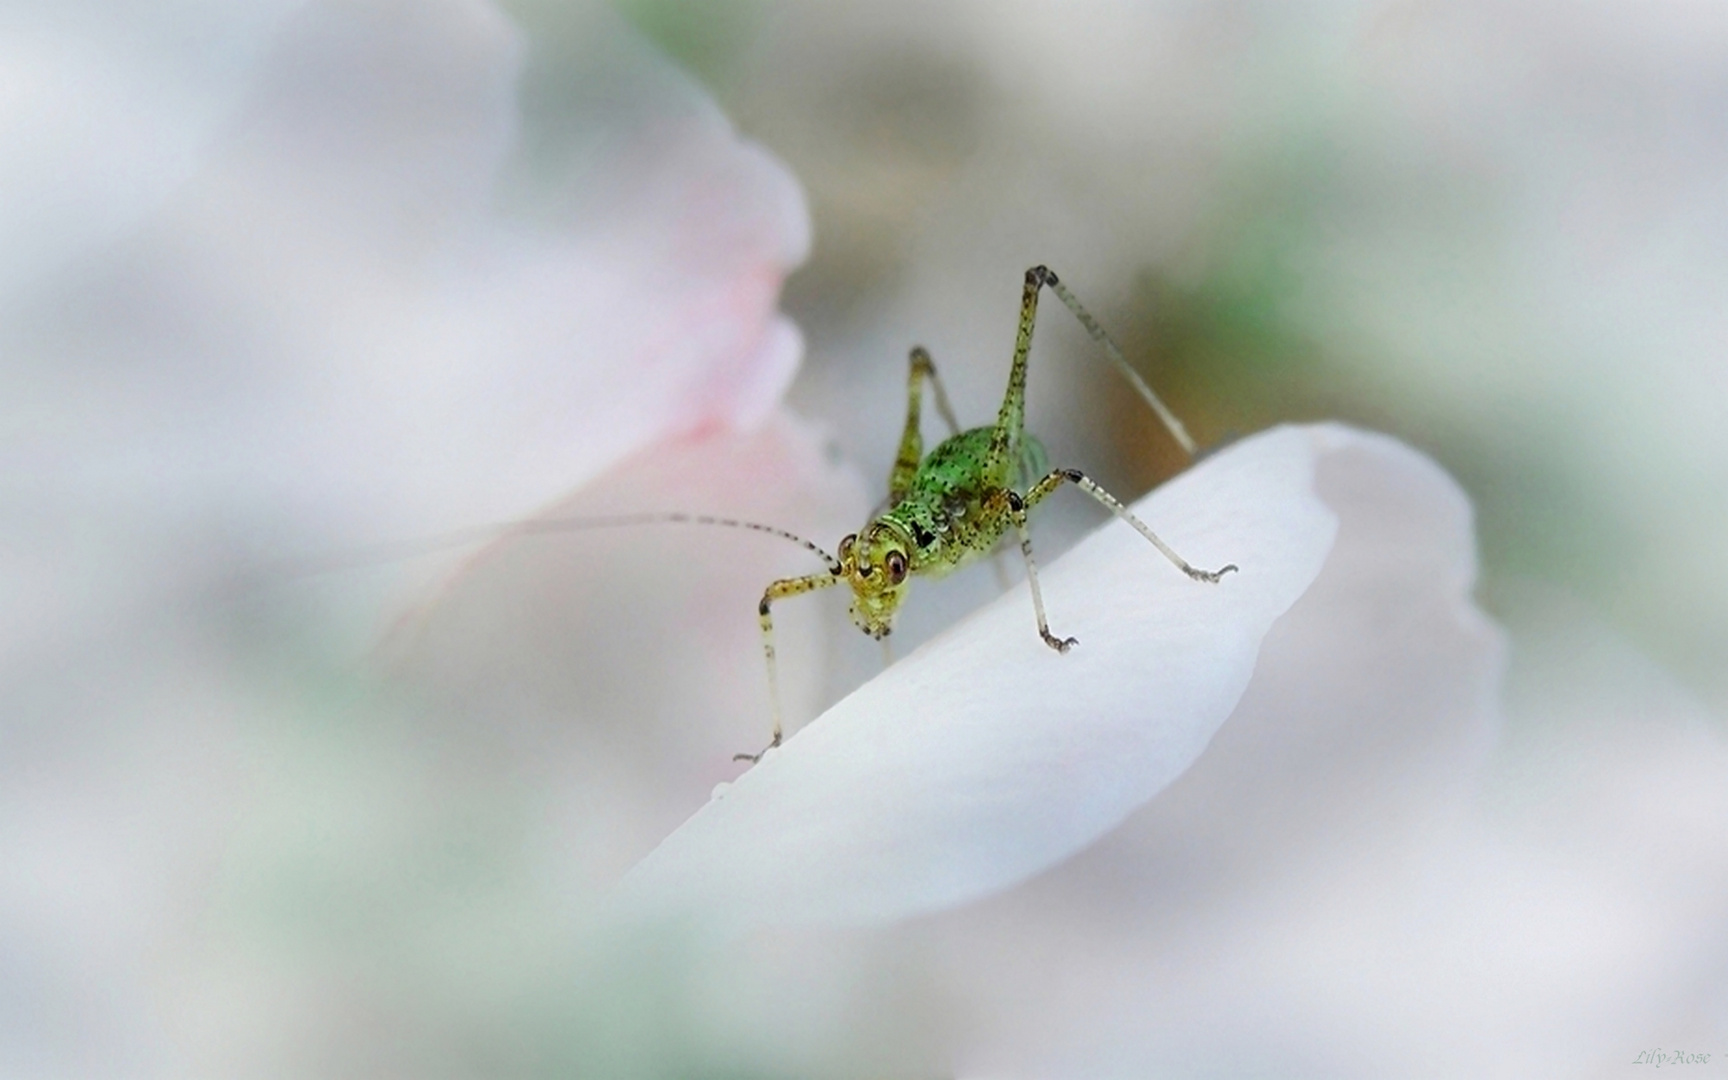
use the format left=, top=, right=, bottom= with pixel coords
left=731, top=265, right=1237, bottom=761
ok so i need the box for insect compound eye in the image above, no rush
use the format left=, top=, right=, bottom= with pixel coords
left=885, top=549, right=908, bottom=584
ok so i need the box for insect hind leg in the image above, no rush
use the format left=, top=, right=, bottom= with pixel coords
left=997, top=265, right=1198, bottom=460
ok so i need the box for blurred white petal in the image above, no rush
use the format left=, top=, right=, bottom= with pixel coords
left=620, top=423, right=1354, bottom=928
left=0, top=3, right=820, bottom=1074
left=2, top=0, right=808, bottom=581
left=0, top=2, right=304, bottom=297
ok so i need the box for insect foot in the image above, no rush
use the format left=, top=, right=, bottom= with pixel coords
left=1185, top=563, right=1241, bottom=584
left=733, top=732, right=782, bottom=764
left=1041, top=630, right=1079, bottom=653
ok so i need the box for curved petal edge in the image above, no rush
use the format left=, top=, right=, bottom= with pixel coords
left=615, top=423, right=1375, bottom=929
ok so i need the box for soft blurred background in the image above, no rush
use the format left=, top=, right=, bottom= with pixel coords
left=4, top=0, right=1726, bottom=1076
left=567, top=0, right=1728, bottom=716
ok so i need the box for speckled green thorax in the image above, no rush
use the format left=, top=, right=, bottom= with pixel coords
left=881, top=427, right=1049, bottom=578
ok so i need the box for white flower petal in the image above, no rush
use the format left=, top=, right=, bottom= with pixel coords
left=922, top=445, right=1728, bottom=1078
left=601, top=426, right=1518, bottom=1077
left=618, top=423, right=1352, bottom=928
left=925, top=421, right=1509, bottom=1075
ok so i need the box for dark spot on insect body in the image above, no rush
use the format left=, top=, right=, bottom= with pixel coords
left=911, top=523, right=935, bottom=548
left=1063, top=467, right=1084, bottom=483
left=758, top=597, right=771, bottom=617
left=1006, top=491, right=1025, bottom=512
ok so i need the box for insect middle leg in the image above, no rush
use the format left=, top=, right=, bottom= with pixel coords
left=995, top=467, right=1239, bottom=656
left=996, top=487, right=1076, bottom=653
left=1024, top=467, right=1238, bottom=582
left=736, top=570, right=841, bottom=763
left=888, top=346, right=962, bottom=501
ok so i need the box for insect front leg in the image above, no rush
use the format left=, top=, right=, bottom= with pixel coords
left=1024, top=467, right=1238, bottom=582
left=888, top=347, right=963, bottom=502
left=737, top=570, right=842, bottom=763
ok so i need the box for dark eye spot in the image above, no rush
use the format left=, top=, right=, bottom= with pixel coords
left=885, top=550, right=907, bottom=584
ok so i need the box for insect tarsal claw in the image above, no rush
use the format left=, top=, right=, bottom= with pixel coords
left=733, top=730, right=782, bottom=764
left=1041, top=631, right=1079, bottom=653
left=1189, top=563, right=1240, bottom=583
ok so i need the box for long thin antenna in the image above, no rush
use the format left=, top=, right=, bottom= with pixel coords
left=525, top=513, right=842, bottom=575
left=265, top=512, right=842, bottom=580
